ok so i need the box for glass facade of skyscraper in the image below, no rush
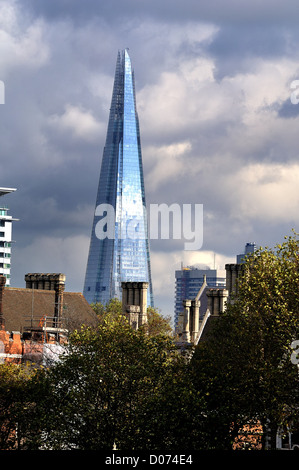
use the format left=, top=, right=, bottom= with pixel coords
left=83, top=50, right=153, bottom=306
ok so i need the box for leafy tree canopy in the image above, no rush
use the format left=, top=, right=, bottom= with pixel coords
left=191, top=231, right=299, bottom=449
left=91, top=298, right=173, bottom=337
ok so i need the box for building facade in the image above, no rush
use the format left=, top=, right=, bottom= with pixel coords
left=83, top=50, right=153, bottom=306
left=236, top=242, right=257, bottom=264
left=174, top=266, right=226, bottom=330
left=0, top=273, right=98, bottom=365
left=0, top=188, right=17, bottom=286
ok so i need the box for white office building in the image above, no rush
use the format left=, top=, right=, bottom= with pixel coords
left=0, top=188, right=17, bottom=285
left=174, top=265, right=226, bottom=330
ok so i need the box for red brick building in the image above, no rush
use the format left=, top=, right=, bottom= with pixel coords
left=0, top=273, right=98, bottom=364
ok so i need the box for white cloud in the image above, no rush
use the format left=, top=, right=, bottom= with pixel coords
left=138, top=57, right=221, bottom=138
left=224, top=58, right=299, bottom=122
left=229, top=162, right=299, bottom=222
left=144, top=141, right=192, bottom=189
left=48, top=104, right=103, bottom=143
left=139, top=52, right=299, bottom=144
left=0, top=2, right=49, bottom=75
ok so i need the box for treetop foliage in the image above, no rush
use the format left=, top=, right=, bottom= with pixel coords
left=0, top=232, right=298, bottom=450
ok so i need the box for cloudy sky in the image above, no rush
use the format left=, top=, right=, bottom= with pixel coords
left=1, top=0, right=299, bottom=319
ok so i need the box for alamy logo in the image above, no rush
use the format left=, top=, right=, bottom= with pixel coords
left=0, top=81, right=4, bottom=104
left=95, top=203, right=203, bottom=251
left=290, top=80, right=299, bottom=105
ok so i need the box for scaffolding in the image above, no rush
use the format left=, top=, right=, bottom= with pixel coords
left=23, top=314, right=68, bottom=343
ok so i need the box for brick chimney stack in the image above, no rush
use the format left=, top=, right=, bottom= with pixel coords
left=24, top=273, right=66, bottom=328
left=54, top=277, right=65, bottom=327
left=121, top=282, right=148, bottom=330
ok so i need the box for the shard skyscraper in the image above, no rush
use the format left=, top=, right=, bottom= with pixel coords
left=83, top=49, right=153, bottom=306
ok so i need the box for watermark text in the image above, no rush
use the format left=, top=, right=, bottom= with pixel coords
left=290, top=80, right=299, bottom=104
left=94, top=203, right=203, bottom=251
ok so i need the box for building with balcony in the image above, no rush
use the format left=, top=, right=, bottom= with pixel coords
left=0, top=187, right=17, bottom=286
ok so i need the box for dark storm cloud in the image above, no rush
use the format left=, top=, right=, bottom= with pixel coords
left=207, top=25, right=295, bottom=79
left=278, top=97, right=299, bottom=118
left=22, top=0, right=299, bottom=26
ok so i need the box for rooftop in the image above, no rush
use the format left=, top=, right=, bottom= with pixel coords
left=1, top=287, right=98, bottom=333
left=0, top=187, right=16, bottom=198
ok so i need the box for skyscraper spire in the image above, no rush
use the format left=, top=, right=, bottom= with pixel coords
left=83, top=50, right=153, bottom=306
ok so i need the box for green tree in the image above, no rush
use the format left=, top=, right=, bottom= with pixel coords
left=38, top=315, right=205, bottom=450
left=0, top=363, right=45, bottom=450
left=144, top=306, right=173, bottom=337
left=91, top=298, right=173, bottom=336
left=90, top=297, right=122, bottom=324
left=191, top=232, right=299, bottom=449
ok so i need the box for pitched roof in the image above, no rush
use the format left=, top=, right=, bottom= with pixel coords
left=2, top=287, right=98, bottom=333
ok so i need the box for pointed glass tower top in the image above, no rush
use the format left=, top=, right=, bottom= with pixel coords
left=83, top=50, right=153, bottom=306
